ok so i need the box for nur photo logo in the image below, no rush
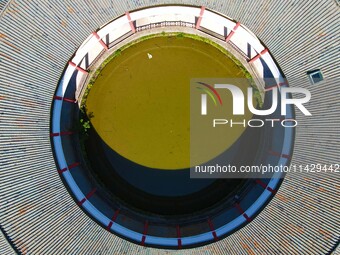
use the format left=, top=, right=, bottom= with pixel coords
left=195, top=79, right=312, bottom=128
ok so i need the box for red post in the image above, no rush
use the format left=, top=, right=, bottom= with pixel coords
left=92, top=32, right=108, bottom=50
left=50, top=131, right=74, bottom=137
left=207, top=218, right=219, bottom=241
left=68, top=61, right=88, bottom=74
left=256, top=180, right=277, bottom=194
left=264, top=84, right=278, bottom=92
left=265, top=81, right=288, bottom=92
left=268, top=150, right=290, bottom=159
left=225, top=21, right=241, bottom=42
left=58, top=162, right=80, bottom=174
left=141, top=221, right=149, bottom=246
left=248, top=48, right=269, bottom=63
left=176, top=225, right=182, bottom=249
left=68, top=162, right=80, bottom=169
left=54, top=95, right=76, bottom=103
left=57, top=167, right=67, bottom=174
left=77, top=188, right=97, bottom=206
left=195, top=6, right=205, bottom=29
left=234, top=203, right=252, bottom=222
left=125, top=11, right=136, bottom=33
left=106, top=209, right=120, bottom=231
left=255, top=179, right=267, bottom=189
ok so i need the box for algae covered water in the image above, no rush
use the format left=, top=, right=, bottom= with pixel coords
left=86, top=35, right=251, bottom=170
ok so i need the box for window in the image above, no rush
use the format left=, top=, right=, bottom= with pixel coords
left=307, top=69, right=324, bottom=84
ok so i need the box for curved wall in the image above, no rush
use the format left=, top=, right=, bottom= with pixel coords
left=0, top=0, right=339, bottom=254
left=50, top=7, right=295, bottom=248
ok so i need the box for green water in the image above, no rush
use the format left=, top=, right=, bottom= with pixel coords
left=86, top=36, right=251, bottom=170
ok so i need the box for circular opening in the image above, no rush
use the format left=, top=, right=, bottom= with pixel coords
left=82, top=35, right=256, bottom=216
left=51, top=7, right=294, bottom=248
left=85, top=36, right=251, bottom=170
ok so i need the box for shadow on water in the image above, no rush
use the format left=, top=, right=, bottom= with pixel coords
left=84, top=119, right=262, bottom=215
left=62, top=65, right=280, bottom=218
